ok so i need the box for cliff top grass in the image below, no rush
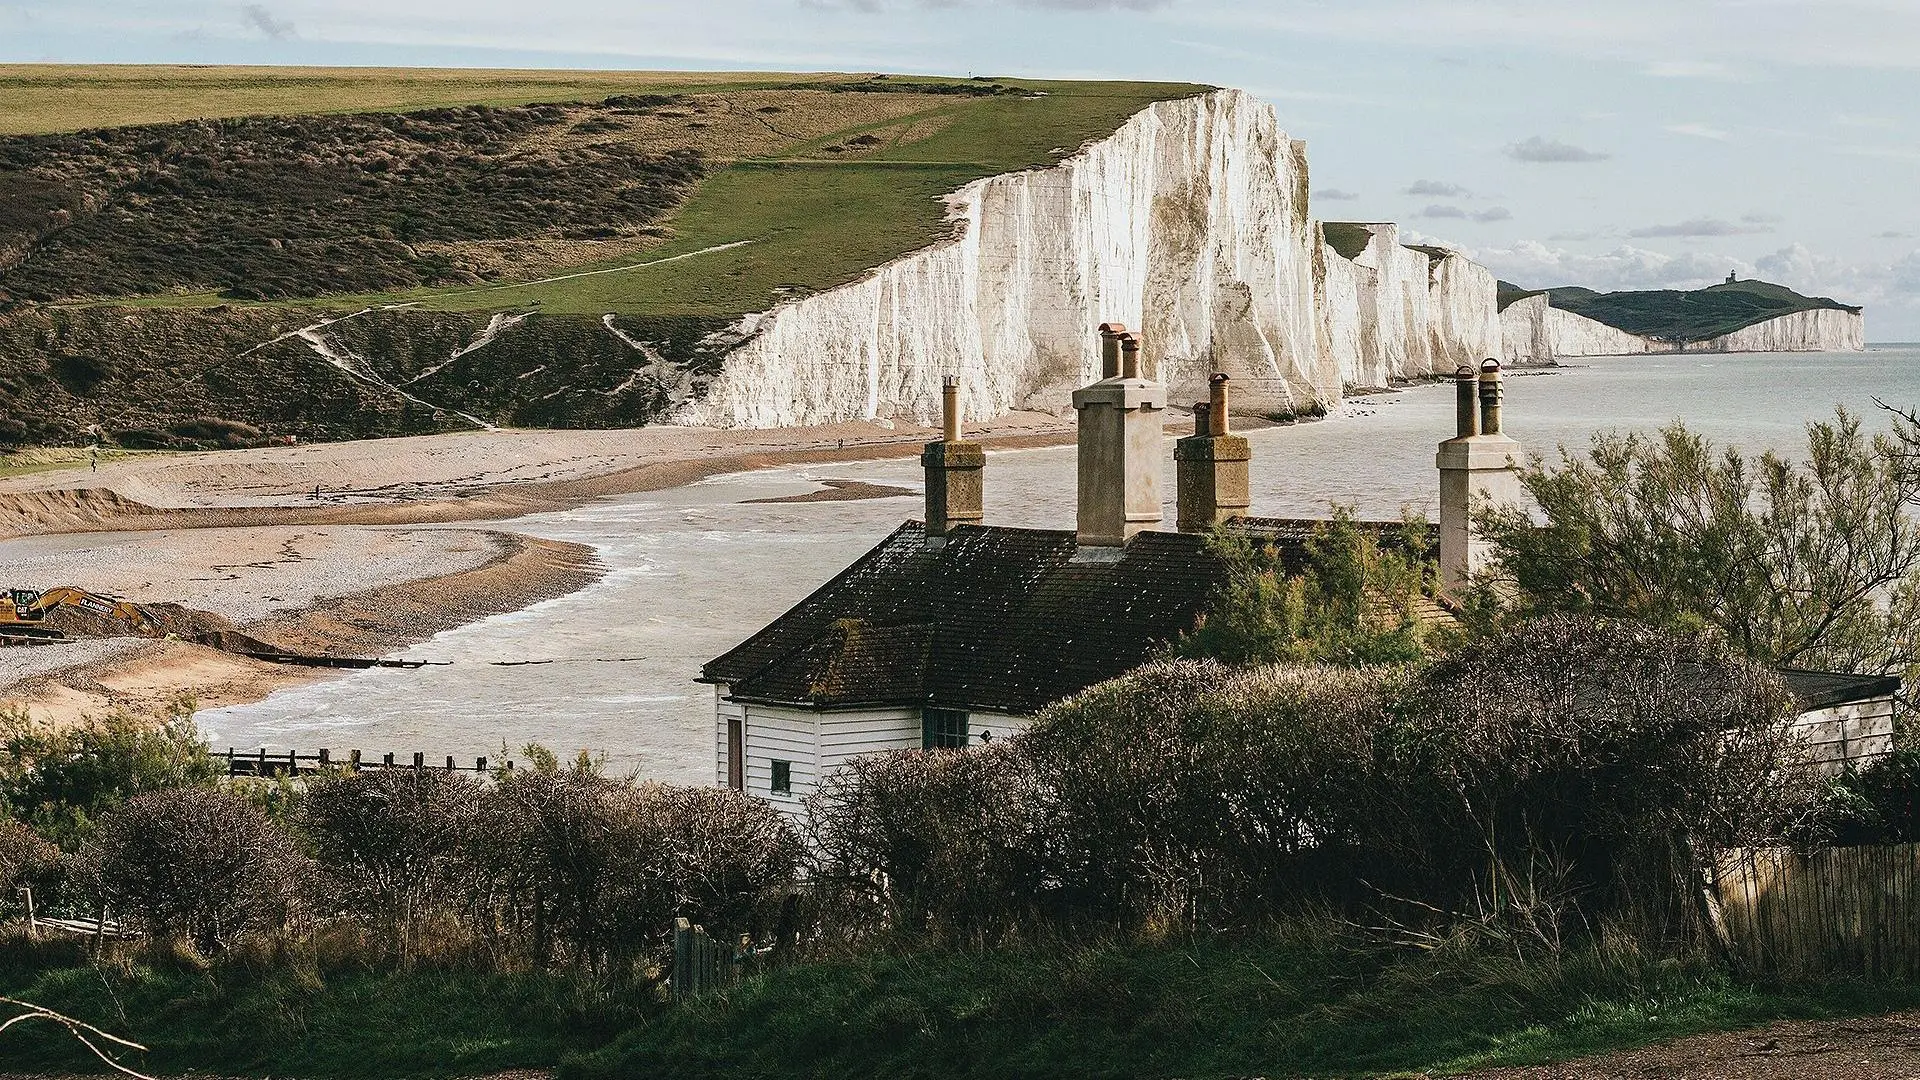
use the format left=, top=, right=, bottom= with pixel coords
left=0, top=65, right=869, bottom=135
left=0, top=66, right=1209, bottom=319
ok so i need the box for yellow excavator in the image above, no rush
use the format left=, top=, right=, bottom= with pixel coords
left=1, top=586, right=157, bottom=643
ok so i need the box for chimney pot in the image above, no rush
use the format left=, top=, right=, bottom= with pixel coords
left=1192, top=402, right=1211, bottom=438
left=1208, top=373, right=1230, bottom=435
left=1477, top=358, right=1503, bottom=436
left=940, top=374, right=961, bottom=443
left=1098, top=323, right=1127, bottom=379
left=1120, top=333, right=1142, bottom=379
left=1454, top=365, right=1479, bottom=438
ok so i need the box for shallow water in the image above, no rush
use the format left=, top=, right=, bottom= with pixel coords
left=198, top=346, right=1920, bottom=784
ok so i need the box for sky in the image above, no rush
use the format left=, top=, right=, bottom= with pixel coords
left=4, top=0, right=1918, bottom=339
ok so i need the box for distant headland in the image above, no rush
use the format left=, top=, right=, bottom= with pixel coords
left=1499, top=275, right=1865, bottom=361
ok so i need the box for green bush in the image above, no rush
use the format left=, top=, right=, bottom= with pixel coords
left=0, top=700, right=219, bottom=849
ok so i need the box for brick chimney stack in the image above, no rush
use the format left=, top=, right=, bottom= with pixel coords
left=1174, top=374, right=1252, bottom=532
left=922, top=375, right=984, bottom=548
left=1073, top=329, right=1165, bottom=552
left=1436, top=359, right=1524, bottom=593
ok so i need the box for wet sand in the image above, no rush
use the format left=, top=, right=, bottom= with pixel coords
left=0, top=414, right=1077, bottom=721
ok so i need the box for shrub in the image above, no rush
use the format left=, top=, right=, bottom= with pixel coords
left=1478, top=411, right=1920, bottom=693
left=0, top=817, right=57, bottom=910
left=1386, top=614, right=1823, bottom=935
left=296, top=768, right=483, bottom=957
left=807, top=744, right=1045, bottom=943
left=471, top=771, right=799, bottom=978
left=0, top=700, right=220, bottom=848
left=1020, top=660, right=1405, bottom=930
left=1177, top=511, right=1443, bottom=667
left=82, top=788, right=309, bottom=952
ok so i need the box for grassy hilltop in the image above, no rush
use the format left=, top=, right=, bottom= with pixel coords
left=0, top=65, right=1206, bottom=448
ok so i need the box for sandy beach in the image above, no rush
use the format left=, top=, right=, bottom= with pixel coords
left=0, top=413, right=1077, bottom=722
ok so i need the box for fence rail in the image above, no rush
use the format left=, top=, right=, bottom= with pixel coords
left=1714, top=842, right=1920, bottom=979
left=221, top=747, right=516, bottom=778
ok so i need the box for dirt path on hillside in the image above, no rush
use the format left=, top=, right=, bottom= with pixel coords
left=1448, top=1009, right=1920, bottom=1078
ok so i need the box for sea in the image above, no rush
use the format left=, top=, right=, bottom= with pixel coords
left=197, top=345, right=1920, bottom=784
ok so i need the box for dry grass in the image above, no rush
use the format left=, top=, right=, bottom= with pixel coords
left=0, top=65, right=870, bottom=135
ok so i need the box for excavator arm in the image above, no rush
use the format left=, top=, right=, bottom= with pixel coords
left=1, top=586, right=156, bottom=640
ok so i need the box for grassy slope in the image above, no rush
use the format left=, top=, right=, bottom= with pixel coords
left=5, top=67, right=1205, bottom=318
left=6, top=934, right=1918, bottom=1079
left=295, top=78, right=1205, bottom=317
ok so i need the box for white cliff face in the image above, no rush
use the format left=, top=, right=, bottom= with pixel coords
left=1500, top=294, right=1656, bottom=363
left=1427, top=250, right=1502, bottom=373
left=1316, top=231, right=1502, bottom=385
left=1316, top=224, right=1432, bottom=387
left=1693, top=308, right=1865, bottom=353
left=682, top=90, right=1332, bottom=428
left=1501, top=294, right=1865, bottom=362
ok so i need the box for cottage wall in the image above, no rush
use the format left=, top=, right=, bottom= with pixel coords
left=1793, top=695, right=1896, bottom=773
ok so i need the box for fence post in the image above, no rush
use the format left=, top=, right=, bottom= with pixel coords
left=22, top=886, right=35, bottom=940
left=350, top=749, right=361, bottom=771
left=256, top=747, right=267, bottom=776
left=477, top=757, right=487, bottom=773
left=446, top=755, right=455, bottom=771
left=287, top=749, right=297, bottom=776
left=412, top=752, right=424, bottom=772
left=225, top=748, right=236, bottom=777
left=674, top=917, right=692, bottom=1001
left=319, top=748, right=330, bottom=768
left=383, top=752, right=394, bottom=768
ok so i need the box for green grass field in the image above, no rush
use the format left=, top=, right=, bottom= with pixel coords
left=5, top=931, right=1916, bottom=1079
left=276, top=78, right=1205, bottom=317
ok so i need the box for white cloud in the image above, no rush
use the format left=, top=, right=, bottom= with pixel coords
left=1464, top=240, right=1751, bottom=291
left=1629, top=218, right=1771, bottom=238
left=1406, top=179, right=1470, bottom=197
left=1422, top=204, right=1467, bottom=219
left=1314, top=188, right=1361, bottom=201
left=1506, top=136, right=1610, bottom=163
left=1644, top=60, right=1742, bottom=80
left=1474, top=206, right=1513, bottom=223
left=1664, top=122, right=1731, bottom=141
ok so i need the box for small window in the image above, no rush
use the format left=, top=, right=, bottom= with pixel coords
left=770, top=759, right=792, bottom=795
left=923, top=707, right=971, bottom=749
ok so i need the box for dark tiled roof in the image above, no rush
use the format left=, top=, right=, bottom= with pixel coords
left=1779, top=668, right=1901, bottom=712
left=703, top=522, right=1231, bottom=714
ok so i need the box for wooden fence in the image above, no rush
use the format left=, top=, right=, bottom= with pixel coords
left=220, top=747, right=514, bottom=778
left=1713, top=843, right=1920, bottom=979
left=672, top=918, right=752, bottom=1001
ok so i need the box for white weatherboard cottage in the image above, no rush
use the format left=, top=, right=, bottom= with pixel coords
left=702, top=330, right=1899, bottom=821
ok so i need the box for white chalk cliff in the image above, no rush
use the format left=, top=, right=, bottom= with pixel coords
left=1501, top=294, right=1655, bottom=364
left=1693, top=308, right=1865, bottom=353
left=1314, top=224, right=1502, bottom=387
left=678, top=89, right=1858, bottom=430
left=1502, top=292, right=1865, bottom=362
